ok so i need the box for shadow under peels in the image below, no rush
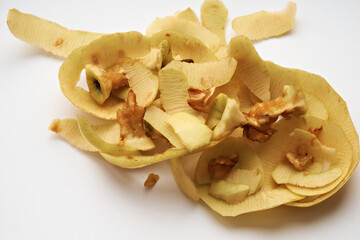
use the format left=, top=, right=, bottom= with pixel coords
left=8, top=43, right=64, bottom=63
left=201, top=180, right=351, bottom=229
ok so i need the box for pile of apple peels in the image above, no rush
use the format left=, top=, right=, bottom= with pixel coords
left=7, top=0, right=359, bottom=217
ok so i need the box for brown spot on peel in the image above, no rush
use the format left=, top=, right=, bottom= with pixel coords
left=54, top=38, right=63, bottom=47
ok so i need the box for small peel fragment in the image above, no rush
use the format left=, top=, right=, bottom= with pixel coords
left=144, top=173, right=160, bottom=187
left=166, top=112, right=212, bottom=152
left=170, top=157, right=200, bottom=201
left=232, top=2, right=296, bottom=41
left=209, top=180, right=249, bottom=204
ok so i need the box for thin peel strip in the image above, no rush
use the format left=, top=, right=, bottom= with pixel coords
left=265, top=61, right=301, bottom=99
left=143, top=105, right=184, bottom=148
left=232, top=2, right=296, bottom=41
left=146, top=16, right=222, bottom=53
left=228, top=36, right=271, bottom=102
left=100, top=140, right=220, bottom=169
left=7, top=9, right=103, bottom=58
left=272, top=162, right=342, bottom=188
left=77, top=115, right=139, bottom=156
left=304, top=92, right=329, bottom=120
left=285, top=178, right=343, bottom=196
left=159, top=67, right=205, bottom=121
left=170, top=157, right=200, bottom=201
left=200, top=0, right=228, bottom=44
left=165, top=57, right=237, bottom=89
left=123, top=59, right=159, bottom=107
left=150, top=31, right=218, bottom=63
left=48, top=118, right=120, bottom=152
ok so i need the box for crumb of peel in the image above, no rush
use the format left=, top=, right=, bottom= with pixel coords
left=144, top=173, right=159, bottom=187
left=48, top=119, right=60, bottom=133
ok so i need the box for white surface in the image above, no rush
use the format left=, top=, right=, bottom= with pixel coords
left=1, top=0, right=360, bottom=239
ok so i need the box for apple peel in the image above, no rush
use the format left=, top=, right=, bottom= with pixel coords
left=232, top=2, right=296, bottom=41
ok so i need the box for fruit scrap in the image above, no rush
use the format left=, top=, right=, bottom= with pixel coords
left=7, top=0, right=358, bottom=217
left=144, top=173, right=160, bottom=187
left=117, top=90, right=155, bottom=151
left=208, top=154, right=238, bottom=180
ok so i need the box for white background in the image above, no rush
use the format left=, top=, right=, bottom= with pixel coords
left=1, top=0, right=360, bottom=239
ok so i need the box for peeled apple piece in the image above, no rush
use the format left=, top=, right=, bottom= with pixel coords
left=232, top=2, right=296, bottom=41
left=111, top=87, right=129, bottom=100
left=170, top=157, right=200, bottom=201
left=7, top=9, right=103, bottom=58
left=48, top=118, right=120, bottom=152
left=209, top=180, right=249, bottom=204
left=59, top=32, right=151, bottom=120
left=77, top=115, right=139, bottom=156
left=207, top=93, right=228, bottom=129
left=211, top=96, right=246, bottom=140
left=287, top=128, right=337, bottom=164
left=157, top=39, right=174, bottom=69
left=165, top=112, right=212, bottom=152
left=200, top=0, right=228, bottom=44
